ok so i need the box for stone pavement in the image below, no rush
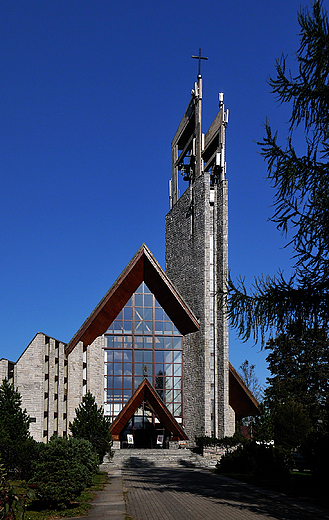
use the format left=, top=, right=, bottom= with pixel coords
left=74, top=463, right=329, bottom=520
left=69, top=468, right=125, bottom=520
left=122, top=466, right=329, bottom=520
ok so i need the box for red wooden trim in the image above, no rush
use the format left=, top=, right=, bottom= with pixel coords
left=229, top=362, right=259, bottom=420
left=110, top=378, right=188, bottom=440
left=66, top=244, right=199, bottom=354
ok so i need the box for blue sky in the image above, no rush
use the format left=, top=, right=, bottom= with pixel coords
left=0, top=0, right=318, bottom=387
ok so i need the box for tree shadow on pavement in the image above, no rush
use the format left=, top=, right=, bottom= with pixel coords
left=122, top=467, right=328, bottom=520
left=122, top=457, right=156, bottom=468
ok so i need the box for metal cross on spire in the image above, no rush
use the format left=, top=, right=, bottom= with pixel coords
left=191, top=48, right=208, bottom=76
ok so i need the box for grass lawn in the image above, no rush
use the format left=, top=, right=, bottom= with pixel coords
left=11, top=471, right=108, bottom=520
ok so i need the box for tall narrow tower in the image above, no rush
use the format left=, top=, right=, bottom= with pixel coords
left=165, top=61, right=233, bottom=438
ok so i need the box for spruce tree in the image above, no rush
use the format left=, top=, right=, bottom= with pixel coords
left=264, top=323, right=329, bottom=425
left=0, top=378, right=37, bottom=478
left=69, top=391, right=112, bottom=463
left=0, top=379, right=31, bottom=443
left=228, top=1, right=329, bottom=344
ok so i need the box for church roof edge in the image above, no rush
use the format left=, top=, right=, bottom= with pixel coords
left=109, top=376, right=188, bottom=441
left=229, top=362, right=260, bottom=420
left=65, top=244, right=199, bottom=355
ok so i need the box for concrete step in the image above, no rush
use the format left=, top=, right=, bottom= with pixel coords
left=102, top=449, right=217, bottom=469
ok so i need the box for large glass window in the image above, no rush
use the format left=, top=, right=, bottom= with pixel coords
left=104, top=282, right=183, bottom=423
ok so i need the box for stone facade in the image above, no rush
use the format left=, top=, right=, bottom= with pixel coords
left=0, top=359, right=13, bottom=385
left=166, top=175, right=208, bottom=439
left=166, top=170, right=233, bottom=439
left=6, top=333, right=107, bottom=443
left=216, top=178, right=234, bottom=437
left=66, top=340, right=83, bottom=427
left=86, top=336, right=104, bottom=408
left=11, top=333, right=67, bottom=442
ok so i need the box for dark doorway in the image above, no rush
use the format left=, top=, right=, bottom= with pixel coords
left=119, top=403, right=167, bottom=448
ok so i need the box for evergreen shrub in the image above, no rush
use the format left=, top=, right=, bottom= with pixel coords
left=0, top=438, right=40, bottom=481
left=217, top=441, right=293, bottom=478
left=69, top=391, right=112, bottom=463
left=302, top=429, right=329, bottom=497
left=217, top=444, right=256, bottom=475
left=30, top=436, right=99, bottom=507
left=195, top=432, right=245, bottom=452
left=0, top=379, right=38, bottom=479
left=0, top=457, right=26, bottom=520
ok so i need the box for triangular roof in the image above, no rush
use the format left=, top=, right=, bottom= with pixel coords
left=229, top=362, right=259, bottom=420
left=66, top=244, right=199, bottom=354
left=110, top=367, right=258, bottom=441
left=109, top=377, right=188, bottom=441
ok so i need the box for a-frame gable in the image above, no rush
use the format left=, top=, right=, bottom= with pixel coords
left=109, top=377, right=188, bottom=441
left=66, top=244, right=199, bottom=354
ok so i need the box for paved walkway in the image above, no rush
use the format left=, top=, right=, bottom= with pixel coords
left=70, top=468, right=125, bottom=520
left=122, top=467, right=329, bottom=520
left=80, top=465, right=329, bottom=520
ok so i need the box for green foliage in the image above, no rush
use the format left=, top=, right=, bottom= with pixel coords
left=0, top=458, right=27, bottom=520
left=195, top=432, right=245, bottom=451
left=252, top=403, right=274, bottom=443
left=265, top=323, right=329, bottom=425
left=0, top=380, right=31, bottom=443
left=253, top=400, right=312, bottom=451
left=23, top=471, right=108, bottom=519
left=217, top=444, right=256, bottom=476
left=30, top=436, right=99, bottom=508
left=0, top=458, right=13, bottom=519
left=0, top=379, right=38, bottom=479
left=302, top=428, right=329, bottom=479
left=228, top=2, right=329, bottom=469
left=251, top=323, right=328, bottom=453
left=228, top=1, right=329, bottom=345
left=0, top=438, right=40, bottom=481
left=217, top=442, right=293, bottom=478
left=272, top=400, right=312, bottom=450
left=69, top=391, right=112, bottom=463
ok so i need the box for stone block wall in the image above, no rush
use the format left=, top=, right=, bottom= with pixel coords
left=0, top=359, right=10, bottom=384
left=14, top=333, right=45, bottom=442
left=166, top=174, right=210, bottom=439
left=45, top=335, right=67, bottom=440
left=67, top=341, right=84, bottom=426
left=86, top=335, right=104, bottom=408
left=166, top=171, right=232, bottom=440
left=215, top=179, right=232, bottom=437
left=67, top=336, right=105, bottom=427
left=14, top=333, right=67, bottom=442
left=1, top=330, right=107, bottom=442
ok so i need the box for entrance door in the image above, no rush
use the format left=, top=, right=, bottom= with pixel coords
left=120, top=404, right=166, bottom=448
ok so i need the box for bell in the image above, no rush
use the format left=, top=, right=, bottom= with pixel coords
left=181, top=166, right=189, bottom=182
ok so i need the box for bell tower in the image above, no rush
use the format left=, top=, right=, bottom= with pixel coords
left=165, top=52, right=233, bottom=439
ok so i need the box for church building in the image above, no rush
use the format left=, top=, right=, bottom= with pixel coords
left=0, top=63, right=258, bottom=448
